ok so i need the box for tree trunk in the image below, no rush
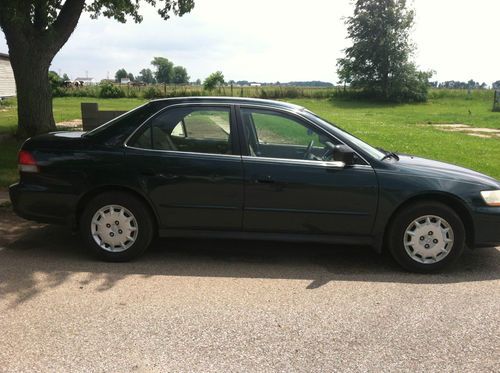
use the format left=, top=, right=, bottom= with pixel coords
left=10, top=49, right=56, bottom=138
left=1, top=0, right=86, bottom=138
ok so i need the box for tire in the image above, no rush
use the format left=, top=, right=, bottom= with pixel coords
left=80, top=191, right=154, bottom=261
left=387, top=201, right=466, bottom=273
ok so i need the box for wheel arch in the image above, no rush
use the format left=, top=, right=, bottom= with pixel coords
left=75, top=185, right=159, bottom=232
left=382, top=192, right=475, bottom=251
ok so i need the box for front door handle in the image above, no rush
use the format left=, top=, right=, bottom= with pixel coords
left=255, top=175, right=274, bottom=184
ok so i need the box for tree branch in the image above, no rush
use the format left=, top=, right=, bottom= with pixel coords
left=49, top=0, right=86, bottom=53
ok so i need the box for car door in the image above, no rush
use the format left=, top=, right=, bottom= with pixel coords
left=238, top=106, right=378, bottom=236
left=125, top=104, right=244, bottom=231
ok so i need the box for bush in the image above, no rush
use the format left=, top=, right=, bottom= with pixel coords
left=98, top=82, right=125, bottom=98
left=143, top=86, right=163, bottom=99
left=70, top=86, right=99, bottom=97
left=126, top=89, right=138, bottom=98
left=48, top=71, right=65, bottom=97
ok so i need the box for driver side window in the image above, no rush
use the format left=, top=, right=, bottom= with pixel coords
left=241, top=108, right=338, bottom=161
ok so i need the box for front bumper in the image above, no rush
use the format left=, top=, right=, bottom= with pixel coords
left=472, top=206, right=500, bottom=248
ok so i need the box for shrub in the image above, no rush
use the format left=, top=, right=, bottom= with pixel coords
left=98, top=82, right=125, bottom=98
left=126, top=89, right=138, bottom=98
left=143, top=86, right=163, bottom=99
left=48, top=71, right=65, bottom=97
left=70, top=86, right=99, bottom=97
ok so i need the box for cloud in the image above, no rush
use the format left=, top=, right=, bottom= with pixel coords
left=0, top=0, right=499, bottom=83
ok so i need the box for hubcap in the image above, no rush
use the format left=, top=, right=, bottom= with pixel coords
left=91, top=205, right=138, bottom=252
left=403, top=215, right=454, bottom=264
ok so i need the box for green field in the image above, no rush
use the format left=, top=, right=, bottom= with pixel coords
left=0, top=90, right=499, bottom=189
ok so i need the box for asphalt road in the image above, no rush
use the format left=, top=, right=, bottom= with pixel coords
left=0, top=207, right=499, bottom=372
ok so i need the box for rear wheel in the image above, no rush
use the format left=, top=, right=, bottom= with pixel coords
left=388, top=201, right=466, bottom=272
left=80, top=192, right=154, bottom=261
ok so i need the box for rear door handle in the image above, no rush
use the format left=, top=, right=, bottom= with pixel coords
left=255, top=175, right=274, bottom=184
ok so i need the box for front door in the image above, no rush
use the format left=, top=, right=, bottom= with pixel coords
left=238, top=107, right=378, bottom=236
left=126, top=104, right=244, bottom=231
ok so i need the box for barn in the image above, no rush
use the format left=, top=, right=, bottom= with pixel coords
left=0, top=52, right=16, bottom=98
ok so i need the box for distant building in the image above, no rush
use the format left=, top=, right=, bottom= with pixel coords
left=0, top=53, right=16, bottom=97
left=74, top=77, right=94, bottom=85
left=120, top=78, right=130, bottom=84
left=250, top=83, right=261, bottom=87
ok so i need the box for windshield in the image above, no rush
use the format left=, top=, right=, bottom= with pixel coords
left=304, top=111, right=386, bottom=160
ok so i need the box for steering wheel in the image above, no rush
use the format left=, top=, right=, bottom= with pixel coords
left=321, top=141, right=336, bottom=161
left=303, top=140, right=314, bottom=160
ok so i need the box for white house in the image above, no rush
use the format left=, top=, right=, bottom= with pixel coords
left=0, top=52, right=16, bottom=97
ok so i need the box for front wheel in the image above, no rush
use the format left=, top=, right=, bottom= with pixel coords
left=80, top=192, right=154, bottom=261
left=388, top=202, right=466, bottom=272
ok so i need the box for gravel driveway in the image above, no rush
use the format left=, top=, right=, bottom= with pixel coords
left=0, top=206, right=499, bottom=372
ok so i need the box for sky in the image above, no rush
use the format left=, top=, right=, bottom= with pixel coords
left=1, top=0, right=499, bottom=84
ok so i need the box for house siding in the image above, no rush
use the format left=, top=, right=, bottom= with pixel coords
left=0, top=55, right=16, bottom=97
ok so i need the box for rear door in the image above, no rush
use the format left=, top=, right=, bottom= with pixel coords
left=238, top=106, right=378, bottom=236
left=125, top=104, right=244, bottom=231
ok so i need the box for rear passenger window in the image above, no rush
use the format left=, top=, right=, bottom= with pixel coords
left=129, top=107, right=232, bottom=155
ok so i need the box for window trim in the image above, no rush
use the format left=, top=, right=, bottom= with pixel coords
left=235, top=104, right=370, bottom=166
left=124, top=103, right=240, bottom=157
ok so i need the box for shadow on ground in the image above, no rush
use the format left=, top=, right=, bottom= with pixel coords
left=0, top=207, right=499, bottom=308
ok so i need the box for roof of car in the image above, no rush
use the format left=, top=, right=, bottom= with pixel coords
left=150, top=96, right=305, bottom=111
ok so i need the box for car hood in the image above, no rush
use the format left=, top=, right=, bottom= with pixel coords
left=394, top=154, right=499, bottom=188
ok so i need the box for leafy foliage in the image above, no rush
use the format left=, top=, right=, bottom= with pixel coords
left=151, top=57, right=174, bottom=84
left=48, top=70, right=65, bottom=96
left=115, top=68, right=128, bottom=82
left=99, top=82, right=125, bottom=98
left=436, top=80, right=488, bottom=90
left=337, top=0, right=430, bottom=102
left=172, top=66, right=190, bottom=84
left=204, top=71, right=225, bottom=91
left=0, top=0, right=195, bottom=137
left=143, top=86, right=163, bottom=99
left=138, top=68, right=156, bottom=84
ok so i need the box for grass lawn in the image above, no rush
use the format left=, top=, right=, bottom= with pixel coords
left=0, top=91, right=498, bottom=189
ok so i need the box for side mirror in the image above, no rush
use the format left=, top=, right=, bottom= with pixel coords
left=333, top=144, right=355, bottom=165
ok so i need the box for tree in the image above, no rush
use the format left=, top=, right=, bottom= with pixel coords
left=62, top=73, right=70, bottom=81
left=138, top=68, right=156, bottom=84
left=0, top=0, right=195, bottom=138
left=127, top=72, right=135, bottom=82
left=492, top=81, right=500, bottom=90
left=203, top=71, right=225, bottom=91
left=151, top=57, right=174, bottom=84
left=115, top=68, right=128, bottom=83
left=337, top=0, right=431, bottom=102
left=172, top=66, right=189, bottom=84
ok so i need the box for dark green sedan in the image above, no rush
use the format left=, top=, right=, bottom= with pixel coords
left=9, top=97, right=500, bottom=272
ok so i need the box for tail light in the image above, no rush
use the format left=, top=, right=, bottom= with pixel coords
left=18, top=150, right=39, bottom=173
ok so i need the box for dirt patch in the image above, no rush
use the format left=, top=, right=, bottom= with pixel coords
left=429, top=123, right=500, bottom=139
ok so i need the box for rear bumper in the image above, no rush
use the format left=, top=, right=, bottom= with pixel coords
left=9, top=182, right=77, bottom=225
left=472, top=206, right=500, bottom=248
